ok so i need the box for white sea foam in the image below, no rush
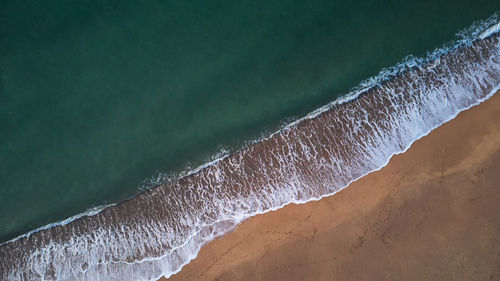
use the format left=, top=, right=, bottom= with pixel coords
left=0, top=203, right=116, bottom=247
left=1, top=14, right=500, bottom=281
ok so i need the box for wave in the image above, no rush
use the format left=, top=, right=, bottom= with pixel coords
left=1, top=14, right=500, bottom=281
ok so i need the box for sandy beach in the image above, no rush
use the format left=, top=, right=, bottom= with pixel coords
left=2, top=3, right=500, bottom=280
left=163, top=91, right=500, bottom=281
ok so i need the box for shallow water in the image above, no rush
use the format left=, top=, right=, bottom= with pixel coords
left=1, top=14, right=500, bottom=280
left=1, top=0, right=499, bottom=245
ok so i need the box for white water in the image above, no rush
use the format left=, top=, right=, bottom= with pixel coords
left=1, top=14, right=500, bottom=281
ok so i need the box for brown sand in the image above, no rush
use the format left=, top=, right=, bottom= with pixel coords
left=164, top=92, right=500, bottom=281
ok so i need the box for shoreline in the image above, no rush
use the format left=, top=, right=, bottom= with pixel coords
left=164, top=90, right=500, bottom=280
left=4, top=22, right=498, bottom=248
left=1, top=28, right=499, bottom=281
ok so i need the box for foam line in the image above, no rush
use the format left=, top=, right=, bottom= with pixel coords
left=1, top=13, right=500, bottom=281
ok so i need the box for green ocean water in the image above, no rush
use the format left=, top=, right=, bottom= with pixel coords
left=0, top=0, right=498, bottom=242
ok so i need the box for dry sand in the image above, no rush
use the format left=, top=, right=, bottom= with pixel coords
left=163, top=92, right=500, bottom=281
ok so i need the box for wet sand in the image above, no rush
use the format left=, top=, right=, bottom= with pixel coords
left=163, top=91, right=500, bottom=281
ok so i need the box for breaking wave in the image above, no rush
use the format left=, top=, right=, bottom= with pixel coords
left=1, top=14, right=500, bottom=281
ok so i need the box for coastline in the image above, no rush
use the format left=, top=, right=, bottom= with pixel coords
left=164, top=90, right=500, bottom=280
left=1, top=24, right=499, bottom=281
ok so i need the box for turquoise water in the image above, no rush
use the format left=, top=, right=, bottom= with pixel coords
left=1, top=0, right=498, bottom=242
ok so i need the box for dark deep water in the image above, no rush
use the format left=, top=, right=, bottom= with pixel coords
left=1, top=0, right=499, bottom=243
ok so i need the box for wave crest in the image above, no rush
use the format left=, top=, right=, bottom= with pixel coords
left=1, top=14, right=500, bottom=281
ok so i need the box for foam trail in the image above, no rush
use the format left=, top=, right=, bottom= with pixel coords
left=1, top=15, right=500, bottom=281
